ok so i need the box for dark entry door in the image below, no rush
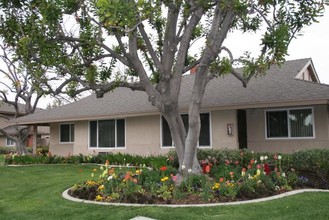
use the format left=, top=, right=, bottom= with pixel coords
left=237, top=110, right=247, bottom=149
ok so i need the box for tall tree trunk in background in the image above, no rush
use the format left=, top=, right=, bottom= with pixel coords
left=15, top=128, right=29, bottom=155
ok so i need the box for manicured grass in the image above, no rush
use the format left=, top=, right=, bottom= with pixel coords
left=0, top=154, right=4, bottom=165
left=0, top=164, right=329, bottom=220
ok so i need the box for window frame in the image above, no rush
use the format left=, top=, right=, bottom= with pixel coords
left=265, top=107, right=315, bottom=140
left=88, top=118, right=126, bottom=149
left=6, top=138, right=15, bottom=146
left=59, top=123, right=75, bottom=144
left=160, top=112, right=212, bottom=148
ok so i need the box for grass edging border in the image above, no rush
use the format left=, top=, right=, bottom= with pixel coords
left=62, top=188, right=329, bottom=208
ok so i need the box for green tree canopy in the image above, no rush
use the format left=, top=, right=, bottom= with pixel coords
left=0, top=0, right=327, bottom=174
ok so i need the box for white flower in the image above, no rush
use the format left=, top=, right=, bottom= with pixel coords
left=260, top=156, right=264, bottom=161
left=188, top=169, right=192, bottom=173
left=278, top=155, right=282, bottom=160
left=107, top=175, right=113, bottom=181
left=264, top=156, right=268, bottom=160
left=181, top=165, right=186, bottom=170
left=251, top=150, right=254, bottom=154
left=281, top=172, right=286, bottom=178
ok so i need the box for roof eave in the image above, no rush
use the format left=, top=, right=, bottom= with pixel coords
left=11, top=98, right=329, bottom=126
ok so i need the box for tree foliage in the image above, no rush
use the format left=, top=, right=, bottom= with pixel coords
left=0, top=0, right=327, bottom=173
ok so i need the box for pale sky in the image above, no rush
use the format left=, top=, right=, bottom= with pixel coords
left=225, top=9, right=329, bottom=84
left=287, top=10, right=329, bottom=84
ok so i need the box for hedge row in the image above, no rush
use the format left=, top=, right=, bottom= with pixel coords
left=4, top=148, right=329, bottom=188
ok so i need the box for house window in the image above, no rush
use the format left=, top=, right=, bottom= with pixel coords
left=60, top=123, right=75, bottom=143
left=266, top=108, right=314, bottom=138
left=89, top=119, right=125, bottom=148
left=6, top=138, right=15, bottom=146
left=162, top=113, right=211, bottom=147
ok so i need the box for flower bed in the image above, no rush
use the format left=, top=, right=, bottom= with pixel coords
left=69, top=153, right=305, bottom=204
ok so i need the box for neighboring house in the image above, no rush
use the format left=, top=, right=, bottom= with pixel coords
left=0, top=102, right=49, bottom=148
left=11, top=58, right=329, bottom=156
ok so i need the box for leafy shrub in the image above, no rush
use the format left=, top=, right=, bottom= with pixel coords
left=0, top=146, right=14, bottom=154
left=288, top=149, right=329, bottom=188
left=4, top=152, right=168, bottom=168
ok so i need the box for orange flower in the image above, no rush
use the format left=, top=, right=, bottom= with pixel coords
left=160, top=166, right=167, bottom=171
left=124, top=174, right=131, bottom=181
left=124, top=171, right=132, bottom=181
left=219, top=177, right=225, bottom=183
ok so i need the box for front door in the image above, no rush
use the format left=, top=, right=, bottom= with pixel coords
left=237, top=110, right=247, bottom=149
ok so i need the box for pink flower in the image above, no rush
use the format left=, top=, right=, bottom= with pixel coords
left=225, top=160, right=231, bottom=165
left=171, top=174, right=178, bottom=182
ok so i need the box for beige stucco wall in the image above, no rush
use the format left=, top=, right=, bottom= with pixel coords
left=0, top=136, right=8, bottom=146
left=211, top=110, right=239, bottom=150
left=48, top=110, right=240, bottom=156
left=247, top=105, right=329, bottom=153
left=49, top=123, right=74, bottom=156
left=49, top=116, right=163, bottom=156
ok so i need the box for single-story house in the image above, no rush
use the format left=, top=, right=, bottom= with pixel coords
left=11, top=58, right=329, bottom=155
left=0, top=102, right=50, bottom=147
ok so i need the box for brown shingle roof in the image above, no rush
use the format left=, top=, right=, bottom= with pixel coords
left=12, top=58, right=329, bottom=125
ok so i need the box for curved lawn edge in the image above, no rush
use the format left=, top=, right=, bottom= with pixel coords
left=62, top=188, right=329, bottom=208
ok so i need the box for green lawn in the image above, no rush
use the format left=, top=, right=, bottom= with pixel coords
left=0, top=154, right=4, bottom=165
left=0, top=163, right=329, bottom=220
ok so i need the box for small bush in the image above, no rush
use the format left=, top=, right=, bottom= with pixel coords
left=288, top=149, right=329, bottom=188
left=0, top=146, right=15, bottom=154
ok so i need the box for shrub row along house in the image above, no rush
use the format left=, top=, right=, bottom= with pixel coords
left=10, top=58, right=329, bottom=156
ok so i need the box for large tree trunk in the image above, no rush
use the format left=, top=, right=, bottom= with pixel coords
left=182, top=64, right=209, bottom=175
left=16, top=140, right=28, bottom=155
left=182, top=105, right=202, bottom=175
left=162, top=105, right=201, bottom=174
left=15, top=128, right=29, bottom=155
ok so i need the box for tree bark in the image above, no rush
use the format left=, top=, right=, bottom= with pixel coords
left=16, top=128, right=29, bottom=155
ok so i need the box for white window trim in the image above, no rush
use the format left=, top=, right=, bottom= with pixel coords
left=6, top=138, right=15, bottom=146
left=265, top=107, right=315, bottom=140
left=59, top=123, right=75, bottom=144
left=160, top=112, right=212, bottom=149
left=88, top=118, right=126, bottom=149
